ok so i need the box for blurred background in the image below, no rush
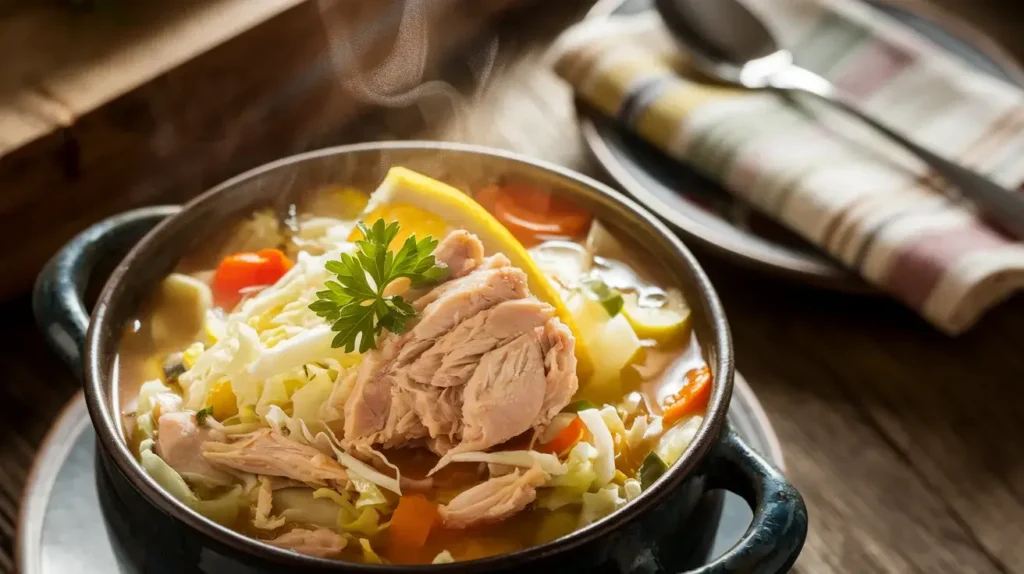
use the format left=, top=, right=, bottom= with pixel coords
left=3, top=0, right=1024, bottom=573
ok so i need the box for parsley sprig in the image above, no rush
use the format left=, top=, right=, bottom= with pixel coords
left=309, top=219, right=448, bottom=353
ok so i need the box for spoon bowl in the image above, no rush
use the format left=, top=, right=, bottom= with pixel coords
left=654, top=0, right=790, bottom=86
left=653, top=0, right=1024, bottom=240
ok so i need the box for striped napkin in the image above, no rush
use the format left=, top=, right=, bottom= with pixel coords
left=551, top=0, right=1024, bottom=334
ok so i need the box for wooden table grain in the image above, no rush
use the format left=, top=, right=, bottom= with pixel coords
left=6, top=1, right=1024, bottom=573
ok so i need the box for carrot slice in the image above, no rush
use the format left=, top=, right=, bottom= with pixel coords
left=537, top=415, right=585, bottom=456
left=389, top=494, right=438, bottom=550
left=476, top=183, right=592, bottom=247
left=211, top=248, right=293, bottom=309
left=662, top=366, right=712, bottom=426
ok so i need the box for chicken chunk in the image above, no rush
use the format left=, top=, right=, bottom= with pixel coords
left=342, top=230, right=578, bottom=462
left=202, top=429, right=348, bottom=488
left=266, top=528, right=346, bottom=558
left=439, top=465, right=549, bottom=529
left=538, top=318, right=579, bottom=426
left=434, top=229, right=485, bottom=278
left=447, top=331, right=548, bottom=459
left=344, top=265, right=529, bottom=443
left=407, top=299, right=554, bottom=388
left=155, top=411, right=233, bottom=486
left=408, top=265, right=526, bottom=318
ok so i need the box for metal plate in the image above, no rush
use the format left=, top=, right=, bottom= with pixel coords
left=17, top=374, right=782, bottom=573
left=580, top=0, right=1024, bottom=291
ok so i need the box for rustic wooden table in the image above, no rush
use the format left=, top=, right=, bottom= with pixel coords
left=4, top=0, right=1024, bottom=573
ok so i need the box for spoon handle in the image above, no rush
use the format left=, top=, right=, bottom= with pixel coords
left=780, top=77, right=1024, bottom=241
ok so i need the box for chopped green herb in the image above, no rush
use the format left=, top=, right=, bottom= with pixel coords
left=582, top=279, right=624, bottom=317
left=563, top=399, right=598, bottom=413
left=638, top=452, right=669, bottom=490
left=195, top=406, right=214, bottom=425
left=310, top=219, right=448, bottom=353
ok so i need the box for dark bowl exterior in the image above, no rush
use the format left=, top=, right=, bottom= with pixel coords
left=32, top=142, right=804, bottom=572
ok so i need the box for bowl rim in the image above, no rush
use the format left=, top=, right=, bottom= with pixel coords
left=84, top=140, right=735, bottom=571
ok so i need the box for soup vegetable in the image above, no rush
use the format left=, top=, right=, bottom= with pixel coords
left=119, top=167, right=711, bottom=565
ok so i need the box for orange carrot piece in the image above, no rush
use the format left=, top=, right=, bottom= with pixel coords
left=476, top=183, right=592, bottom=246
left=537, top=415, right=586, bottom=456
left=662, top=366, right=712, bottom=426
left=211, top=248, right=293, bottom=309
left=389, top=494, right=438, bottom=550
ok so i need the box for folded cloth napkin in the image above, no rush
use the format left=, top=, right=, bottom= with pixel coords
left=550, top=0, right=1024, bottom=334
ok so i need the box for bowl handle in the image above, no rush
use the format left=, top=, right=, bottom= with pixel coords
left=684, top=427, right=808, bottom=574
left=32, top=206, right=181, bottom=380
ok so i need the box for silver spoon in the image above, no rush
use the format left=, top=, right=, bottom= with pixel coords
left=654, top=0, right=1024, bottom=240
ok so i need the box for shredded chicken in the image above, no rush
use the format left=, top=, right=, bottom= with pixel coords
left=342, top=231, right=579, bottom=464
left=266, top=528, right=346, bottom=558
left=434, top=229, right=485, bottom=278
left=203, top=429, right=348, bottom=488
left=253, top=476, right=286, bottom=530
left=439, top=465, right=549, bottom=529
left=155, top=411, right=233, bottom=486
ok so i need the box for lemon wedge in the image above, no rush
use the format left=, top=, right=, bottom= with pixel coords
left=621, top=292, right=692, bottom=344
left=360, top=167, right=594, bottom=378
left=351, top=202, right=449, bottom=247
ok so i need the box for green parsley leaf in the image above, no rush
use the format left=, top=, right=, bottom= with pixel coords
left=310, top=219, right=449, bottom=352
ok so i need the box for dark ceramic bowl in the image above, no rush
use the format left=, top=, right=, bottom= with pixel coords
left=34, top=142, right=807, bottom=573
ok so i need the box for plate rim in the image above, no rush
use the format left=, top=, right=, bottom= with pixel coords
left=578, top=0, right=1024, bottom=290
left=15, top=390, right=91, bottom=574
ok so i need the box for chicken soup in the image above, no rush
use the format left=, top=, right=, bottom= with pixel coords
left=117, top=167, right=711, bottom=565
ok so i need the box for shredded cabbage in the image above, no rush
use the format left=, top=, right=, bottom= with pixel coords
left=255, top=375, right=292, bottom=417
left=579, top=484, right=627, bottom=527
left=312, top=488, right=349, bottom=507
left=135, top=380, right=180, bottom=441
left=237, top=255, right=313, bottom=320
left=599, top=405, right=626, bottom=437
left=136, top=413, right=156, bottom=442
left=266, top=411, right=401, bottom=497
left=138, top=439, right=243, bottom=526
left=359, top=538, right=384, bottom=564
left=204, top=311, right=226, bottom=344
left=277, top=488, right=343, bottom=529
left=265, top=405, right=306, bottom=441
left=578, top=409, right=615, bottom=486
left=449, top=451, right=567, bottom=476
left=180, top=322, right=261, bottom=410
left=137, top=379, right=176, bottom=414
left=623, top=478, right=642, bottom=501
left=341, top=508, right=384, bottom=536
left=622, top=392, right=643, bottom=415
left=178, top=246, right=359, bottom=417
left=537, top=442, right=599, bottom=510
left=654, top=415, right=702, bottom=466
left=291, top=368, right=336, bottom=426
left=644, top=416, right=664, bottom=441
left=320, top=428, right=402, bottom=495
left=263, top=407, right=401, bottom=499
left=351, top=477, right=390, bottom=509
left=247, top=325, right=342, bottom=381
left=220, top=421, right=265, bottom=435
left=625, top=415, right=649, bottom=451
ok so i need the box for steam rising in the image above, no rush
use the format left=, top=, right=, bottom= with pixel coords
left=316, top=0, right=500, bottom=141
